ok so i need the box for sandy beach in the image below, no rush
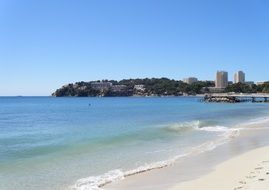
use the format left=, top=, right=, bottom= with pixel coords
left=105, top=122, right=269, bottom=190
left=106, top=145, right=269, bottom=190
left=169, top=146, right=269, bottom=190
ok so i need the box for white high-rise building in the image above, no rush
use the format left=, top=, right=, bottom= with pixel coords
left=215, top=71, right=228, bottom=88
left=234, top=71, right=245, bottom=83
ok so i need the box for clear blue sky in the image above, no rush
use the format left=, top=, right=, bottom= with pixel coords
left=1, top=0, right=269, bottom=95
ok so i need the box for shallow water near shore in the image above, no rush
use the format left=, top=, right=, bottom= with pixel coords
left=105, top=123, right=269, bottom=190
left=1, top=97, right=269, bottom=190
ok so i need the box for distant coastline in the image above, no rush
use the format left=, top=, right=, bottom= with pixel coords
left=52, top=78, right=269, bottom=97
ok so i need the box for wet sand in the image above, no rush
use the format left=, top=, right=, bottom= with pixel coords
left=170, top=146, right=269, bottom=190
left=105, top=122, right=269, bottom=190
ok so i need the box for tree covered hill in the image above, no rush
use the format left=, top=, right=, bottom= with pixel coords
left=52, top=78, right=214, bottom=97
left=52, top=78, right=269, bottom=97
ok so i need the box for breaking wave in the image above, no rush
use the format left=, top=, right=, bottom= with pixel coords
left=70, top=155, right=186, bottom=190
left=163, top=120, right=238, bottom=134
left=162, top=120, right=218, bottom=133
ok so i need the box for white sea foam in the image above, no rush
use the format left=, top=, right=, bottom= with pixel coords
left=165, top=119, right=241, bottom=139
left=239, top=116, right=269, bottom=127
left=71, top=170, right=125, bottom=190
left=71, top=154, right=187, bottom=190
left=192, top=129, right=240, bottom=153
left=197, top=125, right=240, bottom=139
left=198, top=126, right=229, bottom=132
left=164, top=120, right=236, bottom=134
left=190, top=125, right=241, bottom=156
left=165, top=120, right=201, bottom=132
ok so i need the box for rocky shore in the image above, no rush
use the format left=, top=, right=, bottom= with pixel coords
left=203, top=95, right=240, bottom=103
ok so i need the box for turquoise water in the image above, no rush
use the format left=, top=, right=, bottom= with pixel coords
left=1, top=97, right=269, bottom=190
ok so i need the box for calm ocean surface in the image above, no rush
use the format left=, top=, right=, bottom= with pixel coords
left=1, top=97, right=269, bottom=190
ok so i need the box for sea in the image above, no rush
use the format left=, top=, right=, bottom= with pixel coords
left=1, top=96, right=269, bottom=190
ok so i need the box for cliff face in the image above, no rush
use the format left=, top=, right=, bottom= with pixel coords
left=52, top=82, right=133, bottom=97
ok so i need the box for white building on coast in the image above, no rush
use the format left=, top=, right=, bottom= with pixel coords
left=183, top=77, right=198, bottom=84
left=91, top=81, right=112, bottom=90
left=215, top=71, right=228, bottom=88
left=234, top=71, right=245, bottom=83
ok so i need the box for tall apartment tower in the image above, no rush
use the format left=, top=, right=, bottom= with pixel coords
left=234, top=71, right=245, bottom=83
left=215, top=71, right=228, bottom=88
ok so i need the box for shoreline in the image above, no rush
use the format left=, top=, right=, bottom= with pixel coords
left=104, top=118, right=269, bottom=190
left=170, top=146, right=269, bottom=190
